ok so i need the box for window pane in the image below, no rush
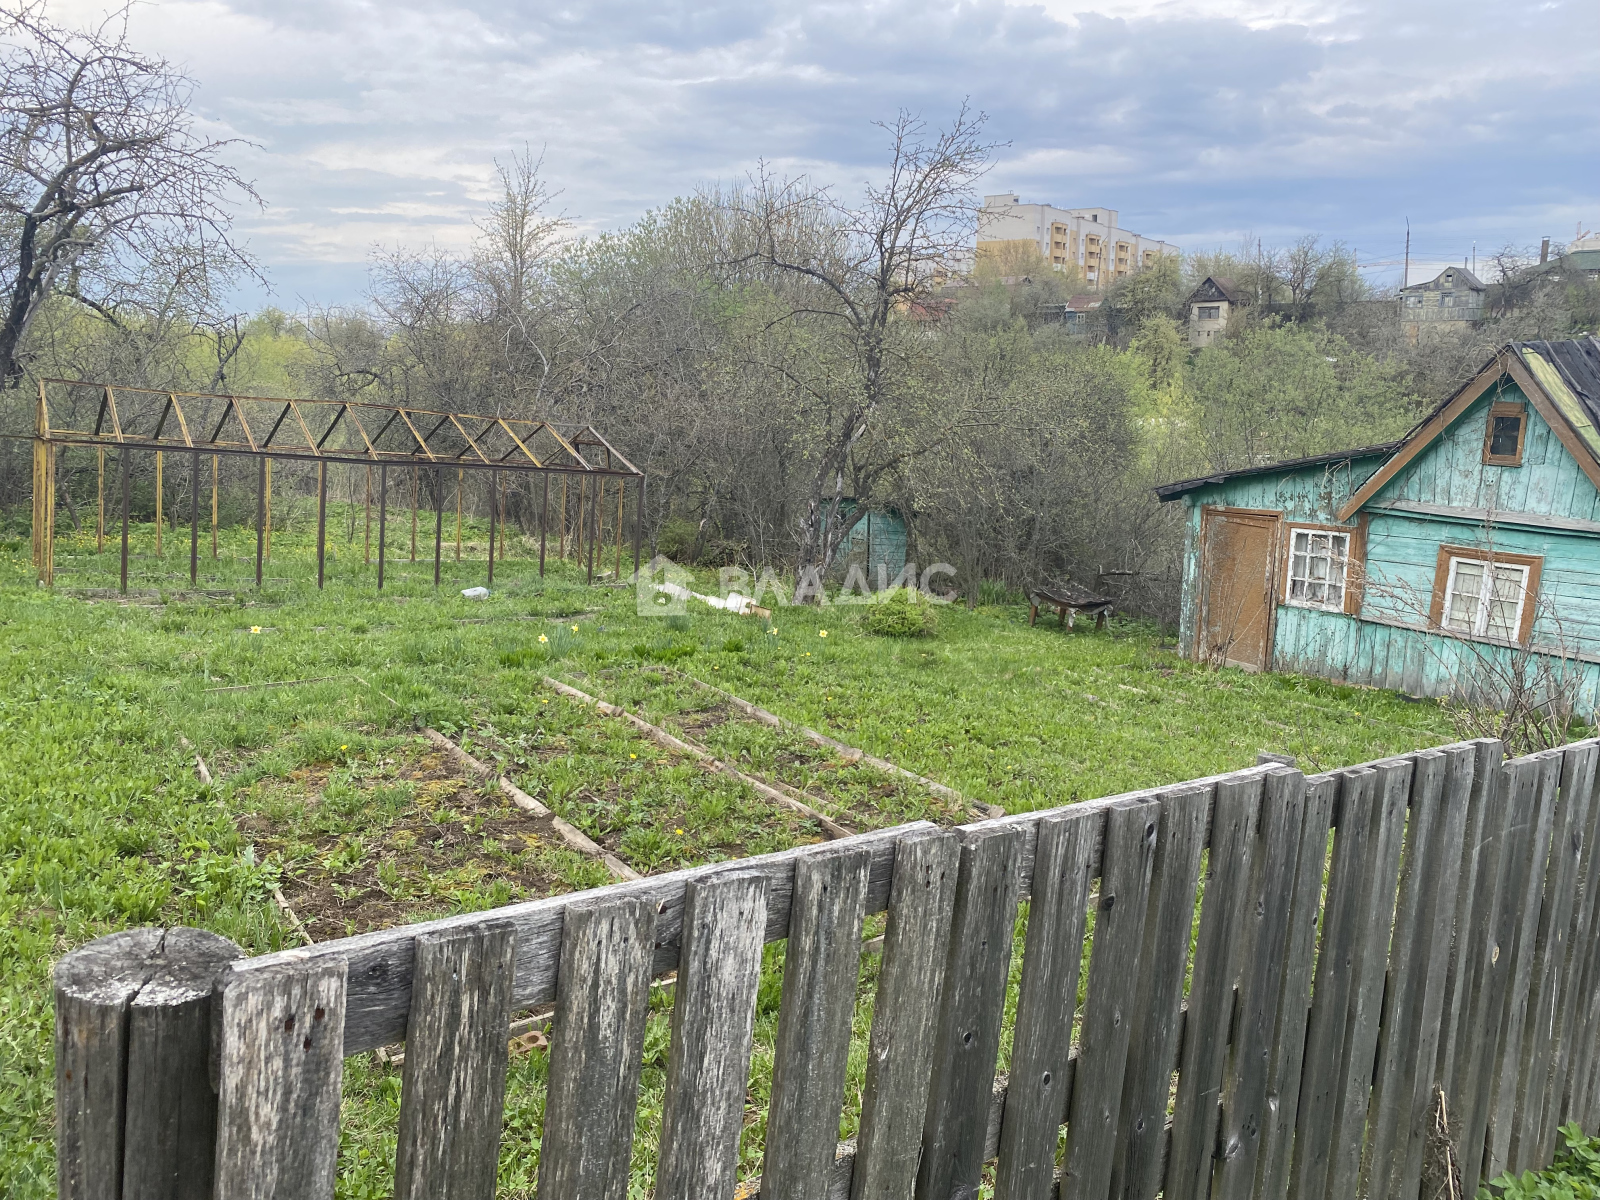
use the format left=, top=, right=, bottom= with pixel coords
left=1486, top=565, right=1526, bottom=638
left=1490, top=414, right=1522, bottom=458
left=1446, top=561, right=1483, bottom=632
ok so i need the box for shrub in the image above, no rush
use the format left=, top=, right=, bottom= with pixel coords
left=1484, top=1124, right=1600, bottom=1198
left=860, top=589, right=939, bottom=637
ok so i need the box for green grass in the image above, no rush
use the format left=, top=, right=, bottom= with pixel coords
left=0, top=518, right=1468, bottom=1198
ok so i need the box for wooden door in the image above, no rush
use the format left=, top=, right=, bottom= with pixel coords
left=1199, top=508, right=1280, bottom=671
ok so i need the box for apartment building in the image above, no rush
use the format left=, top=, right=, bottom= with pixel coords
left=975, top=193, right=1180, bottom=289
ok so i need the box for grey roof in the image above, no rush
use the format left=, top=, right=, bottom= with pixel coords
left=1189, top=275, right=1243, bottom=305
left=1153, top=443, right=1400, bottom=502
left=1402, top=265, right=1485, bottom=293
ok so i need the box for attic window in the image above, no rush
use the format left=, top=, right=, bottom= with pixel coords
left=1198, top=305, right=1220, bottom=320
left=1482, top=401, right=1527, bottom=465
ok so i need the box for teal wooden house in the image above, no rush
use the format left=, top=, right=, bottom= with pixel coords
left=1157, top=338, right=1600, bottom=714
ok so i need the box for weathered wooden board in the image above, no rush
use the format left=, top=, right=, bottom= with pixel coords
left=1486, top=751, right=1563, bottom=1178
left=852, top=829, right=960, bottom=1200
left=1512, top=744, right=1597, bottom=1168
left=1165, top=776, right=1262, bottom=1200
left=1326, top=758, right=1412, bottom=1200
left=55, top=926, right=242, bottom=1200
left=1545, top=744, right=1600, bottom=1154
left=656, top=871, right=769, bottom=1200
left=993, top=806, right=1101, bottom=1200
left=212, top=956, right=348, bottom=1200
left=763, top=846, right=873, bottom=1200
left=915, top=823, right=1024, bottom=1200
left=1109, top=785, right=1210, bottom=1200
left=1212, top=768, right=1307, bottom=1200
left=1458, top=758, right=1539, bottom=1196
left=1254, top=773, right=1339, bottom=1200
left=1290, top=767, right=1378, bottom=1200
left=537, top=898, right=657, bottom=1200
left=394, top=922, right=516, bottom=1200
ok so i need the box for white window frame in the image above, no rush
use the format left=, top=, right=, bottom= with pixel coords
left=1441, top=555, right=1531, bottom=640
left=1284, top=526, right=1350, bottom=611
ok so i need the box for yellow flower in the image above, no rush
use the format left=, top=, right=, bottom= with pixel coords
left=768, top=628, right=778, bottom=635
left=539, top=634, right=549, bottom=643
left=340, top=745, right=348, bottom=751
left=571, top=624, right=579, bottom=632
left=249, top=625, right=261, bottom=634
left=541, top=698, right=549, bottom=704
left=674, top=828, right=684, bottom=835
left=818, top=630, right=828, bottom=637
left=630, top=753, right=637, bottom=759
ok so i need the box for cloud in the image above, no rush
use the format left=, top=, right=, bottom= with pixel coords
left=48, top=0, right=1600, bottom=305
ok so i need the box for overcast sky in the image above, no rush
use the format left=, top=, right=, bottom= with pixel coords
left=55, top=0, right=1600, bottom=308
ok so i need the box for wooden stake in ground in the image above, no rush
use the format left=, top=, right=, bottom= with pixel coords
left=96, top=447, right=104, bottom=552
left=364, top=466, right=372, bottom=564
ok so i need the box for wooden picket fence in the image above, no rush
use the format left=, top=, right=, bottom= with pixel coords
left=53, top=736, right=1600, bottom=1200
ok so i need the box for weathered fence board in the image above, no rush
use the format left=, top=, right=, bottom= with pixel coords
left=763, top=846, right=873, bottom=1200
left=1254, top=772, right=1338, bottom=1200
left=536, top=897, right=657, bottom=1200
left=993, top=806, right=1099, bottom=1200
left=1486, top=752, right=1563, bottom=1180
left=916, top=824, right=1024, bottom=1200
left=394, top=923, right=516, bottom=1200
left=1291, top=766, right=1378, bottom=1200
left=1547, top=744, right=1600, bottom=1153
left=1166, top=776, right=1261, bottom=1200
left=1212, top=767, right=1306, bottom=1200
left=212, top=957, right=348, bottom=1200
left=1061, top=798, right=1161, bottom=1200
left=851, top=829, right=960, bottom=1200
left=1108, top=784, right=1210, bottom=1200
left=655, top=871, right=769, bottom=1200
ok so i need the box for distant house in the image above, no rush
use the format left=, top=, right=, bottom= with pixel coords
left=1401, top=266, right=1486, bottom=340
left=1156, top=337, right=1600, bottom=714
left=1039, top=294, right=1105, bottom=332
left=1186, top=277, right=1244, bottom=347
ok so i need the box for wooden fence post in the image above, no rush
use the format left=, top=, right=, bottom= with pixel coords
left=54, top=927, right=242, bottom=1200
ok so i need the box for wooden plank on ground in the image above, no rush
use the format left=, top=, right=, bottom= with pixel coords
left=537, top=897, right=658, bottom=1200
left=1061, top=798, right=1161, bottom=1200
left=763, top=845, right=873, bottom=1200
left=1254, top=773, right=1338, bottom=1200
left=1288, top=767, right=1378, bottom=1200
left=1326, top=757, right=1412, bottom=1200
left=1212, top=768, right=1307, bottom=1200
left=212, top=957, right=348, bottom=1200
left=1485, top=751, right=1563, bottom=1178
left=394, top=922, right=516, bottom=1200
left=1515, top=743, right=1598, bottom=1168
left=1164, top=776, right=1262, bottom=1200
left=1457, top=758, right=1538, bottom=1196
left=993, top=806, right=1101, bottom=1200
left=655, top=871, right=770, bottom=1200
left=1109, top=785, right=1210, bottom=1200
left=915, top=824, right=1024, bottom=1200
left=852, top=829, right=960, bottom=1200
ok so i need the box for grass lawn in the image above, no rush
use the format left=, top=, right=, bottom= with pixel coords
left=0, top=518, right=1470, bottom=1198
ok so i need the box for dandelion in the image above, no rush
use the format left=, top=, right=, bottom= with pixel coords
left=571, top=624, right=579, bottom=632
left=541, top=698, right=549, bottom=704
left=768, top=628, right=778, bottom=636
left=674, top=828, right=684, bottom=836
left=340, top=745, right=348, bottom=751
left=249, top=625, right=261, bottom=634
left=539, top=634, right=549, bottom=643
left=818, top=629, right=828, bottom=638
left=630, top=753, right=637, bottom=760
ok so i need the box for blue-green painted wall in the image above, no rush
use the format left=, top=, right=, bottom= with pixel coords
left=1175, top=376, right=1600, bottom=714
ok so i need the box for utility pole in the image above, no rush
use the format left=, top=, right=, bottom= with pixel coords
left=1403, top=220, right=1410, bottom=290
left=1257, top=237, right=1263, bottom=306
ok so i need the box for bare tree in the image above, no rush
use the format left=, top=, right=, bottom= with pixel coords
left=0, top=1, right=260, bottom=382
left=733, top=105, right=1001, bottom=600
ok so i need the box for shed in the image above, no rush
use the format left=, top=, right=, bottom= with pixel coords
left=1157, top=337, right=1600, bottom=713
